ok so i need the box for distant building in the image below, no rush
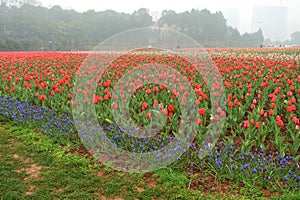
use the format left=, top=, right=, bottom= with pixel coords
left=252, top=6, right=288, bottom=41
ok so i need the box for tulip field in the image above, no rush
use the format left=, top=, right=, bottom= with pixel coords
left=0, top=48, right=300, bottom=197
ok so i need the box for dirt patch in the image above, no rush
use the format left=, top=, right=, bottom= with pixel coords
left=185, top=167, right=282, bottom=198
left=23, top=164, right=43, bottom=181
left=94, top=167, right=117, bottom=179
left=142, top=173, right=157, bottom=187
left=53, top=185, right=70, bottom=194
left=136, top=187, right=145, bottom=193
left=183, top=166, right=244, bottom=197
left=7, top=139, right=21, bottom=148
left=65, top=145, right=98, bottom=165
left=95, top=168, right=106, bottom=177
left=14, top=163, right=44, bottom=181
left=24, top=185, right=36, bottom=195
left=115, top=197, right=125, bottom=200
left=13, top=154, right=33, bottom=164
left=14, top=163, right=45, bottom=195
left=53, top=187, right=64, bottom=194
left=96, top=195, right=124, bottom=200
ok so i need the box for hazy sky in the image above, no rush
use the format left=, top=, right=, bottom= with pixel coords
left=40, top=0, right=300, bottom=37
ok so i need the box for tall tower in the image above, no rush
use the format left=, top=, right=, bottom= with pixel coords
left=252, top=6, right=288, bottom=41
left=280, top=0, right=288, bottom=7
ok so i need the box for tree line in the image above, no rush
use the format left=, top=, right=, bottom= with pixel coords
left=0, top=2, right=267, bottom=51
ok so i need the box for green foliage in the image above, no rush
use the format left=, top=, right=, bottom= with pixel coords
left=159, top=9, right=264, bottom=47
left=0, top=4, right=153, bottom=51
left=154, top=168, right=189, bottom=189
left=0, top=3, right=266, bottom=50
left=291, top=31, right=300, bottom=45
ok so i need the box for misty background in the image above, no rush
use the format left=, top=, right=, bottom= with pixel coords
left=0, top=0, right=299, bottom=51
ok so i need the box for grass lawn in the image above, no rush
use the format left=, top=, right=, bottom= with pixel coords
left=0, top=121, right=298, bottom=199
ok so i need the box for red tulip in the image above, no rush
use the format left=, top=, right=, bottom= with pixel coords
left=197, top=118, right=202, bottom=125
left=198, top=108, right=206, bottom=115
left=39, top=95, right=47, bottom=101
left=277, top=120, right=284, bottom=127
left=112, top=102, right=118, bottom=109
left=243, top=120, right=249, bottom=128
left=168, top=105, right=175, bottom=113
left=142, top=102, right=148, bottom=111
left=255, top=122, right=260, bottom=129
left=146, top=112, right=151, bottom=118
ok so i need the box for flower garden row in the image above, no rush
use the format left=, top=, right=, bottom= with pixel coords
left=0, top=48, right=299, bottom=191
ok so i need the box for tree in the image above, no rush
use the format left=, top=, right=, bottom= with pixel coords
left=158, top=9, right=230, bottom=46
left=0, top=40, right=7, bottom=50
left=159, top=10, right=179, bottom=27
left=291, top=31, right=300, bottom=45
left=29, top=37, right=42, bottom=50
left=0, top=4, right=266, bottom=50
left=240, top=28, right=264, bottom=48
left=5, top=37, right=23, bottom=51
left=20, top=38, right=30, bottom=50
left=251, top=28, right=264, bottom=47
left=131, top=8, right=153, bottom=27
left=225, top=27, right=241, bottom=47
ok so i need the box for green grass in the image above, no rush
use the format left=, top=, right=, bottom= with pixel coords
left=0, top=122, right=297, bottom=199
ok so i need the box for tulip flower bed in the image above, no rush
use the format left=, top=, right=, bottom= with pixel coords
left=0, top=48, right=299, bottom=193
